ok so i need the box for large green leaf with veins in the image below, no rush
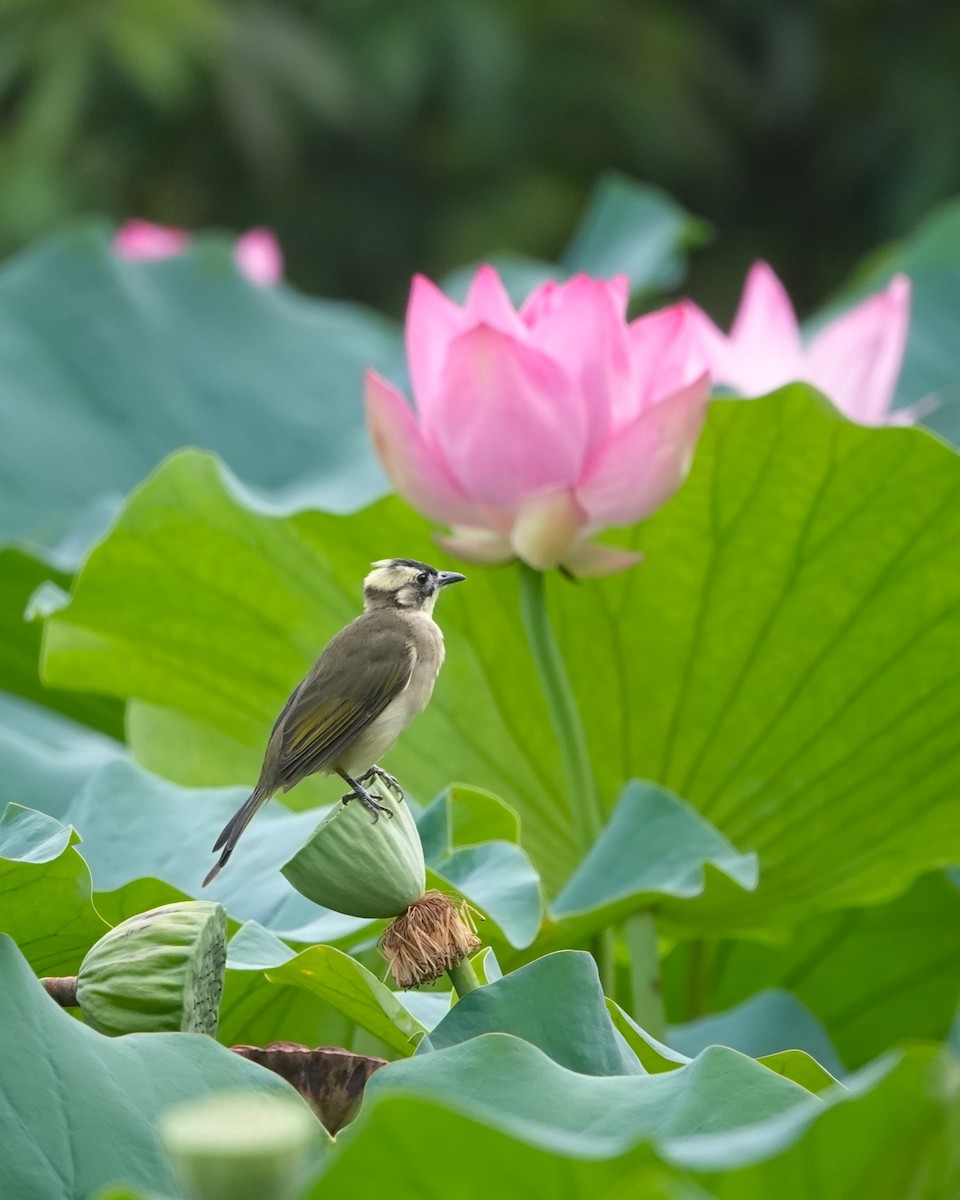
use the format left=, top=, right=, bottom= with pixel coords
left=664, top=871, right=960, bottom=1068
left=308, top=1046, right=957, bottom=1200
left=375, top=1035, right=812, bottom=1159
left=419, top=951, right=643, bottom=1075
left=0, top=223, right=397, bottom=561
left=0, top=695, right=123, bottom=821
left=266, top=946, right=428, bottom=1057
left=608, top=997, right=838, bottom=1095
left=220, top=922, right=394, bottom=1056
left=43, top=390, right=960, bottom=932
left=556, top=389, right=960, bottom=928
left=535, top=782, right=757, bottom=952
left=0, top=548, right=123, bottom=734
left=0, top=803, right=107, bottom=975
left=0, top=936, right=307, bottom=1200
left=666, top=990, right=845, bottom=1080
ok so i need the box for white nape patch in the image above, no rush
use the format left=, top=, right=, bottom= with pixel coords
left=364, top=563, right=419, bottom=594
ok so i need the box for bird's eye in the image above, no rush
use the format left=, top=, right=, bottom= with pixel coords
left=415, top=571, right=429, bottom=585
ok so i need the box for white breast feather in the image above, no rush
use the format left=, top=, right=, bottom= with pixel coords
left=338, top=614, right=444, bottom=775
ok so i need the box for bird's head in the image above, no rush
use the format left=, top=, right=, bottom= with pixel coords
left=363, top=559, right=466, bottom=614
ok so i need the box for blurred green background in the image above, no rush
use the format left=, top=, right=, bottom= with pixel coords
left=2, top=0, right=958, bottom=316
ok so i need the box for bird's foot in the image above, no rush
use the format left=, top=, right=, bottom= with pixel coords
left=341, top=783, right=393, bottom=823
left=359, top=765, right=405, bottom=802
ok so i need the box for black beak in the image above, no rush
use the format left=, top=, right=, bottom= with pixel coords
left=437, top=571, right=466, bottom=587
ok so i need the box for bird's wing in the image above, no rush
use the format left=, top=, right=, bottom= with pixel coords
left=268, top=616, right=416, bottom=787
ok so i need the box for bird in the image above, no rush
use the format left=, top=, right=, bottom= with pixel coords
left=202, top=558, right=465, bottom=886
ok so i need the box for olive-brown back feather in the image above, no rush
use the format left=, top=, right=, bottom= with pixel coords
left=203, top=608, right=421, bottom=888
left=259, top=610, right=416, bottom=792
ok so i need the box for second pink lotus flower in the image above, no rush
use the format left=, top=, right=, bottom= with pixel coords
left=366, top=267, right=711, bottom=576
left=688, top=262, right=917, bottom=425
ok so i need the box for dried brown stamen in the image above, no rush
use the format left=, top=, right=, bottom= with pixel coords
left=379, top=890, right=480, bottom=989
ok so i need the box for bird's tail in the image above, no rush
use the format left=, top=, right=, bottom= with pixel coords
left=202, top=784, right=273, bottom=887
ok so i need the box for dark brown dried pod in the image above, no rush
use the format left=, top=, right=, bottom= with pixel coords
left=231, top=1043, right=386, bottom=1135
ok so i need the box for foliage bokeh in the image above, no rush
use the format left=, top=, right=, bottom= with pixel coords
left=3, top=0, right=960, bottom=314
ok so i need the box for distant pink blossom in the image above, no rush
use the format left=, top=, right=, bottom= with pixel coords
left=689, top=261, right=916, bottom=425
left=366, top=266, right=710, bottom=576
left=114, top=220, right=189, bottom=260
left=233, top=228, right=284, bottom=287
left=114, top=220, right=283, bottom=287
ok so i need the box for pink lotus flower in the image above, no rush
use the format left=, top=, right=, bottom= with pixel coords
left=114, top=220, right=283, bottom=287
left=114, top=220, right=189, bottom=260
left=689, top=261, right=916, bottom=425
left=366, top=266, right=711, bottom=575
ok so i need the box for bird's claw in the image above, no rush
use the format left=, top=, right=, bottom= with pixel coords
left=359, top=765, right=405, bottom=803
left=342, top=785, right=393, bottom=823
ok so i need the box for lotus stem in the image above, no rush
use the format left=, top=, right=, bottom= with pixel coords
left=42, top=976, right=78, bottom=1007
left=518, top=563, right=604, bottom=849
left=447, top=955, right=482, bottom=998
left=625, top=912, right=665, bottom=1039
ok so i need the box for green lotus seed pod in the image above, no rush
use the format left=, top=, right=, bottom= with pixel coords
left=77, top=901, right=227, bottom=1037
left=282, top=790, right=425, bottom=919
left=160, top=1091, right=320, bottom=1200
